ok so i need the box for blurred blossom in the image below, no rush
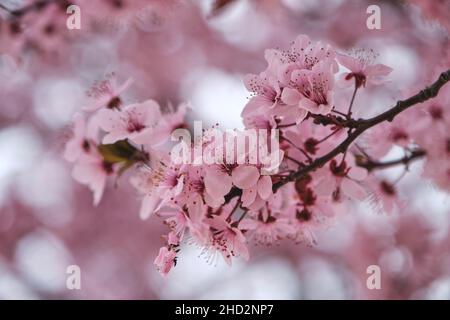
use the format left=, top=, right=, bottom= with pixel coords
left=0, top=261, right=38, bottom=299
left=298, top=257, right=351, bottom=299
left=33, top=78, right=85, bottom=129
left=0, top=126, right=43, bottom=205
left=14, top=230, right=72, bottom=294
left=181, top=67, right=247, bottom=129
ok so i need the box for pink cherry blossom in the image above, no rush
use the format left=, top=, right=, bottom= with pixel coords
left=278, top=34, right=336, bottom=72
left=131, top=162, right=185, bottom=219
left=239, top=210, right=293, bottom=245
left=72, top=150, right=117, bottom=206
left=203, top=214, right=249, bottom=265
left=64, top=113, right=99, bottom=163
left=281, top=60, right=336, bottom=118
left=337, top=50, right=393, bottom=88
left=315, top=154, right=367, bottom=202
left=154, top=246, right=177, bottom=277
left=241, top=72, right=282, bottom=118
left=150, top=102, right=189, bottom=147
left=241, top=47, right=291, bottom=119
left=287, top=191, right=335, bottom=245
left=243, top=34, right=338, bottom=125
left=363, top=111, right=413, bottom=159
left=159, top=210, right=189, bottom=241
left=365, top=177, right=405, bottom=215
left=180, top=164, right=227, bottom=209
left=96, top=99, right=162, bottom=146
left=84, top=75, right=134, bottom=112
left=240, top=172, right=273, bottom=210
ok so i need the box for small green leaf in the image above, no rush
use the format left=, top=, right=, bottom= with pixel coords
left=97, top=140, right=140, bottom=164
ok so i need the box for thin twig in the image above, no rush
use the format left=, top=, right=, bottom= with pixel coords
left=347, top=79, right=358, bottom=117
left=284, top=155, right=304, bottom=167
left=277, top=122, right=297, bottom=129
left=357, top=149, right=426, bottom=172
left=272, top=69, right=450, bottom=192
left=311, top=113, right=360, bottom=128
left=331, top=109, right=348, bottom=117
left=316, top=128, right=341, bottom=144
left=282, top=136, right=313, bottom=163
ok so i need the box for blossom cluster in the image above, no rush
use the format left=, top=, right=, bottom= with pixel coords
left=63, top=33, right=450, bottom=277
left=0, top=0, right=174, bottom=57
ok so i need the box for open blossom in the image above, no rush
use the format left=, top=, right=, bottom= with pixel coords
left=409, top=88, right=450, bottom=191
left=207, top=152, right=279, bottom=210
left=201, top=163, right=269, bottom=209
left=240, top=174, right=273, bottom=210
left=412, top=90, right=450, bottom=152
left=423, top=158, right=450, bottom=191
left=281, top=123, right=339, bottom=170
left=315, top=153, right=367, bottom=202
left=276, top=34, right=336, bottom=73
left=287, top=205, right=323, bottom=246
left=154, top=246, right=177, bottom=277
left=337, top=49, right=393, bottom=88
left=288, top=181, right=336, bottom=245
left=197, top=129, right=282, bottom=209
left=365, top=177, right=405, bottom=214
left=203, top=214, right=249, bottom=265
left=159, top=210, right=190, bottom=241
left=64, top=113, right=99, bottom=162
left=150, top=103, right=189, bottom=147
left=241, top=46, right=292, bottom=119
left=183, top=165, right=227, bottom=209
left=241, top=71, right=282, bottom=118
left=242, top=34, right=338, bottom=125
left=278, top=35, right=337, bottom=120
left=83, top=75, right=134, bottom=111
left=131, top=161, right=185, bottom=220
left=65, top=113, right=117, bottom=206
left=204, top=161, right=280, bottom=211
left=202, top=165, right=234, bottom=204
left=281, top=59, right=336, bottom=119
left=363, top=110, right=414, bottom=159
left=240, top=209, right=293, bottom=245
left=242, top=111, right=278, bottom=130
left=96, top=99, right=162, bottom=146
left=72, top=150, right=117, bottom=206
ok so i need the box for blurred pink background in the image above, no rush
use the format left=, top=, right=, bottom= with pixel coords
left=0, top=0, right=449, bottom=299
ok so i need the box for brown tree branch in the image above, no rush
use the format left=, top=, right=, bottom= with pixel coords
left=311, top=113, right=360, bottom=128
left=272, top=69, right=450, bottom=192
left=355, top=149, right=426, bottom=172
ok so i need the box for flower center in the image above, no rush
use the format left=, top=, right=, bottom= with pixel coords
left=330, top=159, right=348, bottom=177
left=82, top=139, right=90, bottom=152
left=430, top=106, right=443, bottom=120
left=107, top=96, right=122, bottom=109
left=346, top=72, right=366, bottom=88
left=380, top=181, right=395, bottom=196
left=391, top=128, right=408, bottom=142
left=296, top=209, right=312, bottom=222
left=127, top=119, right=146, bottom=133
left=304, top=138, right=318, bottom=155
left=102, top=161, right=114, bottom=174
